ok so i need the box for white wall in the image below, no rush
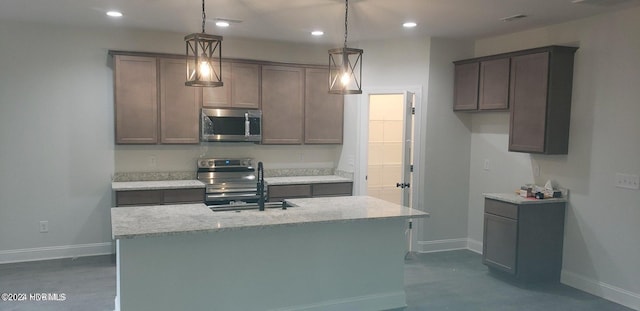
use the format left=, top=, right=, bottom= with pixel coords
left=0, top=20, right=339, bottom=261
left=468, top=7, right=640, bottom=308
left=336, top=36, right=475, bottom=249
left=422, top=38, right=474, bottom=246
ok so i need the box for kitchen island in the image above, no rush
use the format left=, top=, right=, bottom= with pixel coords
left=111, top=196, right=428, bottom=311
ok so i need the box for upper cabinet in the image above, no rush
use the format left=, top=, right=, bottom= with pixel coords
left=114, top=55, right=158, bottom=144
left=479, top=58, right=510, bottom=111
left=231, top=63, right=261, bottom=109
left=202, top=62, right=260, bottom=109
left=453, top=58, right=510, bottom=111
left=304, top=68, right=344, bottom=144
left=202, top=62, right=231, bottom=108
left=159, top=58, right=201, bottom=144
left=111, top=51, right=344, bottom=146
left=453, top=62, right=480, bottom=111
left=261, top=66, right=305, bottom=144
left=453, top=46, right=578, bottom=154
left=509, top=47, right=577, bottom=154
left=113, top=54, right=200, bottom=145
left=261, top=66, right=344, bottom=145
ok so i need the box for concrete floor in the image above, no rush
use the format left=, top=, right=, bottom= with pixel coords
left=0, top=250, right=632, bottom=311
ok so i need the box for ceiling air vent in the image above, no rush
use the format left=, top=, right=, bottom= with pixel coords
left=571, top=0, right=633, bottom=6
left=500, top=14, right=528, bottom=22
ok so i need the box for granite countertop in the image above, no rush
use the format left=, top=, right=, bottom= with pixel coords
left=112, top=180, right=205, bottom=191
left=484, top=193, right=568, bottom=205
left=111, top=196, right=428, bottom=239
left=264, top=175, right=352, bottom=186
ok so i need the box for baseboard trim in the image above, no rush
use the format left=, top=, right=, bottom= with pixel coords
left=466, top=238, right=483, bottom=254
left=270, top=291, right=406, bottom=311
left=0, top=242, right=114, bottom=264
left=417, top=238, right=468, bottom=253
left=561, top=270, right=640, bottom=310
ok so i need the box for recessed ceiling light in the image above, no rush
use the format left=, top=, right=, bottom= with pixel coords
left=106, top=11, right=123, bottom=18
left=311, top=30, right=324, bottom=36
left=215, top=21, right=230, bottom=27
left=403, top=22, right=417, bottom=28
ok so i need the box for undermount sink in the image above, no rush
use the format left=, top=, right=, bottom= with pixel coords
left=210, top=201, right=294, bottom=212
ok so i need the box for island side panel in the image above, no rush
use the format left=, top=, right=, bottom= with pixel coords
left=116, top=219, right=407, bottom=311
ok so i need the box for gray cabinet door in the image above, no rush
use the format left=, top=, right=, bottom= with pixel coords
left=509, top=52, right=549, bottom=153
left=483, top=213, right=518, bottom=274
left=304, top=68, right=344, bottom=144
left=479, top=58, right=510, bottom=111
left=261, top=66, right=304, bottom=144
left=231, top=63, right=261, bottom=109
left=114, top=55, right=158, bottom=144
left=159, top=58, right=201, bottom=144
left=453, top=62, right=479, bottom=111
left=202, top=62, right=232, bottom=108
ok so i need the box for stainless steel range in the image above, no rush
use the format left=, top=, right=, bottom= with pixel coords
left=197, top=158, right=259, bottom=206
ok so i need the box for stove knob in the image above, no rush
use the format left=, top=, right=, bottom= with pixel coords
left=208, top=161, right=214, bottom=166
left=200, top=160, right=207, bottom=167
left=242, top=160, right=248, bottom=166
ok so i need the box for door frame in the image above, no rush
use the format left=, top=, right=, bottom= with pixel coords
left=355, top=86, right=423, bottom=253
left=355, top=86, right=422, bottom=204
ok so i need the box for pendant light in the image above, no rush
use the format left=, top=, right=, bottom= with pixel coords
left=329, top=0, right=363, bottom=94
left=185, top=0, right=223, bottom=87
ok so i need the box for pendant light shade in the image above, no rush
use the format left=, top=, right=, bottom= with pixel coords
left=329, top=0, right=363, bottom=95
left=185, top=0, right=223, bottom=87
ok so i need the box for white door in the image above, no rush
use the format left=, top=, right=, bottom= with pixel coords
left=366, top=92, right=414, bottom=207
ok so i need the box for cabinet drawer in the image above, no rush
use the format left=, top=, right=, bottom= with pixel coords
left=268, top=184, right=312, bottom=199
left=164, top=188, right=204, bottom=204
left=484, top=199, right=518, bottom=219
left=116, top=190, right=163, bottom=206
left=312, top=182, right=353, bottom=197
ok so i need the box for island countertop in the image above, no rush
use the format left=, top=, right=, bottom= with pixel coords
left=111, top=196, right=428, bottom=239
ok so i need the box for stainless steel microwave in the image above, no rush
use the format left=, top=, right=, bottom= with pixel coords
left=201, top=108, right=262, bottom=142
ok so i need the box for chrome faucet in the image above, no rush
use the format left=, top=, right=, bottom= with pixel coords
left=257, top=161, right=265, bottom=211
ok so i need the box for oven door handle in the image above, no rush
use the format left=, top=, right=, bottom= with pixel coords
left=206, top=193, right=260, bottom=199
left=206, top=188, right=260, bottom=193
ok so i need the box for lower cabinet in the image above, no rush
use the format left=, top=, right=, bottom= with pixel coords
left=115, top=188, right=204, bottom=207
left=267, top=182, right=353, bottom=202
left=482, top=198, right=566, bottom=282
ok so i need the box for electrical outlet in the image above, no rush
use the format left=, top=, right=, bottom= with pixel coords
left=39, top=221, right=49, bottom=233
left=483, top=159, right=490, bottom=171
left=533, top=164, right=540, bottom=177
left=148, top=155, right=157, bottom=167
left=615, top=173, right=640, bottom=190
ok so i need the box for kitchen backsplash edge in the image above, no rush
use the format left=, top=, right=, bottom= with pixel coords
left=113, top=168, right=354, bottom=182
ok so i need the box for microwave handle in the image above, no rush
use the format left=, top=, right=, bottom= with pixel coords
left=244, top=112, right=250, bottom=137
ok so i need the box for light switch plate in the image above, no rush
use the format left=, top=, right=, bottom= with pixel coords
left=615, top=173, right=640, bottom=190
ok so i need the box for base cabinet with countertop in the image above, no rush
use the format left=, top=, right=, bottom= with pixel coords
left=265, top=176, right=353, bottom=202
left=482, top=194, right=566, bottom=282
left=112, top=180, right=206, bottom=206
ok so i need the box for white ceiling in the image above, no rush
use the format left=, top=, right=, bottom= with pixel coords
left=2, top=0, right=640, bottom=45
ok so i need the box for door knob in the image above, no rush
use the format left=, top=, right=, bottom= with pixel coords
left=396, top=182, right=410, bottom=189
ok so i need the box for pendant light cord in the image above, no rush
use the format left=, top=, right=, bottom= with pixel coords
left=201, top=0, right=206, bottom=33
left=344, top=0, right=349, bottom=48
